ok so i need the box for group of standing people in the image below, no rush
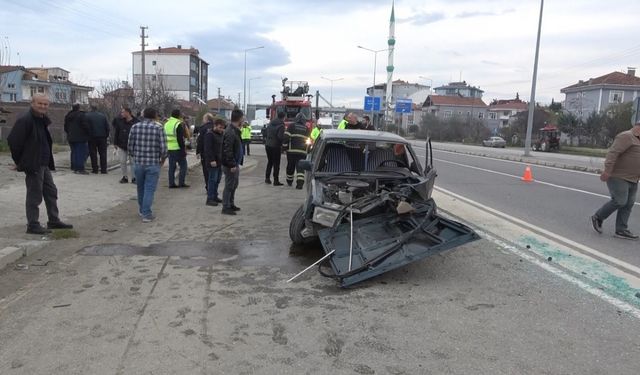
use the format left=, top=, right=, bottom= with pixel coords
left=63, top=104, right=111, bottom=174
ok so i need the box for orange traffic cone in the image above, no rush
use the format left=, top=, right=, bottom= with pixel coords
left=521, top=165, right=534, bottom=182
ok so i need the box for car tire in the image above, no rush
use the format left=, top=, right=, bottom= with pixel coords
left=289, top=205, right=313, bottom=245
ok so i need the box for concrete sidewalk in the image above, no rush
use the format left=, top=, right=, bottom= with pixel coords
left=0, top=150, right=258, bottom=269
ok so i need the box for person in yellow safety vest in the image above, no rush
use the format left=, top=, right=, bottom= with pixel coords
left=283, top=112, right=311, bottom=189
left=337, top=114, right=348, bottom=130
left=310, top=121, right=322, bottom=142
left=164, top=109, right=189, bottom=188
left=240, top=121, right=252, bottom=156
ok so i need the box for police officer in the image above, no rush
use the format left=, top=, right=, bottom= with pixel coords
left=310, top=120, right=322, bottom=143
left=284, top=112, right=310, bottom=189
left=241, top=121, right=252, bottom=156
left=337, top=114, right=348, bottom=130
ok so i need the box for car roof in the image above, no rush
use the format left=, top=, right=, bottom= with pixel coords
left=321, top=129, right=409, bottom=143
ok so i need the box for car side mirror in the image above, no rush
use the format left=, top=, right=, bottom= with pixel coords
left=298, top=160, right=312, bottom=171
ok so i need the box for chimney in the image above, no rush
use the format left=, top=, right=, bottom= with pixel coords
left=628, top=67, right=636, bottom=76
left=177, top=44, right=182, bottom=49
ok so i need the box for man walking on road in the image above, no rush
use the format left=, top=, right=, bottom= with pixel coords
left=221, top=109, right=244, bottom=215
left=85, top=105, right=110, bottom=174
left=591, top=121, right=640, bottom=240
left=112, top=107, right=139, bottom=183
left=196, top=113, right=216, bottom=192
left=204, top=118, right=226, bottom=206
left=164, top=109, right=189, bottom=188
left=241, top=121, right=252, bottom=156
left=264, top=111, right=285, bottom=185
left=7, top=94, right=73, bottom=234
left=128, top=108, right=167, bottom=223
left=63, top=103, right=90, bottom=174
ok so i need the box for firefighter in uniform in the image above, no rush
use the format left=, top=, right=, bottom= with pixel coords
left=284, top=112, right=311, bottom=189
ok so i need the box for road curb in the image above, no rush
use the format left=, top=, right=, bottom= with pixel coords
left=431, top=146, right=602, bottom=174
left=0, top=240, right=48, bottom=270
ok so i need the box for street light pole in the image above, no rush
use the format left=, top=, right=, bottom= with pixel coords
left=243, top=46, right=264, bottom=115
left=248, top=76, right=261, bottom=117
left=320, top=76, right=344, bottom=107
left=524, top=0, right=544, bottom=157
left=358, top=45, right=389, bottom=129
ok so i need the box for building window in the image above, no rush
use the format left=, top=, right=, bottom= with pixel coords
left=190, top=61, right=197, bottom=71
left=30, top=86, right=37, bottom=97
left=609, top=91, right=624, bottom=103
left=443, top=110, right=452, bottom=118
left=9, top=93, right=17, bottom=101
left=466, top=111, right=471, bottom=116
left=38, top=87, right=45, bottom=93
left=152, top=60, right=156, bottom=66
left=478, top=112, right=484, bottom=119
left=8, top=83, right=15, bottom=89
left=190, top=76, right=197, bottom=86
left=489, top=112, right=497, bottom=120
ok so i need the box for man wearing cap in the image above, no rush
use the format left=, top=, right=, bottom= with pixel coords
left=591, top=121, right=640, bottom=240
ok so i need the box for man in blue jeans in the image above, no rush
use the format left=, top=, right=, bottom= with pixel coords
left=128, top=108, right=167, bottom=223
left=203, top=118, right=226, bottom=206
left=591, top=121, right=640, bottom=240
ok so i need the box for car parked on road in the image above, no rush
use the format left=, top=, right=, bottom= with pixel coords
left=482, top=136, right=506, bottom=148
left=289, top=130, right=479, bottom=287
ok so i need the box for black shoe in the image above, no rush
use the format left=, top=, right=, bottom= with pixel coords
left=221, top=208, right=236, bottom=215
left=120, top=176, right=128, bottom=184
left=296, top=182, right=304, bottom=190
left=47, top=221, right=73, bottom=229
left=615, top=230, right=639, bottom=240
left=214, top=197, right=223, bottom=203
left=77, top=170, right=89, bottom=175
left=231, top=206, right=241, bottom=211
left=265, top=179, right=272, bottom=184
left=169, top=185, right=179, bottom=189
left=131, top=178, right=136, bottom=184
left=179, top=184, right=190, bottom=188
left=26, top=225, right=51, bottom=235
left=100, top=171, right=108, bottom=174
left=273, top=181, right=284, bottom=186
left=590, top=215, right=602, bottom=234
left=287, top=181, right=292, bottom=186
left=92, top=170, right=99, bottom=174
left=206, top=200, right=218, bottom=206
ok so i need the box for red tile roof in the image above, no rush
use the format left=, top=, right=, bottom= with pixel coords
left=424, top=95, right=487, bottom=107
left=488, top=102, right=528, bottom=111
left=561, top=71, right=640, bottom=91
left=0, top=65, right=25, bottom=74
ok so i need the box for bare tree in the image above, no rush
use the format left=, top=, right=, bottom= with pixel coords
left=91, top=79, right=135, bottom=122
left=134, top=71, right=178, bottom=119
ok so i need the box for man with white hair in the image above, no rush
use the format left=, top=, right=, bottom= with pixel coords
left=7, top=94, right=73, bottom=234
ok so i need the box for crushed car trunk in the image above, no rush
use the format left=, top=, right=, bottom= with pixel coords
left=317, top=199, right=479, bottom=288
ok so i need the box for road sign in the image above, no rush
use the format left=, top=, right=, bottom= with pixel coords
left=364, top=96, right=381, bottom=111
left=395, top=98, right=413, bottom=113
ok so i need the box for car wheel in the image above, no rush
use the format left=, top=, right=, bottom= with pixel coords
left=289, top=205, right=313, bottom=245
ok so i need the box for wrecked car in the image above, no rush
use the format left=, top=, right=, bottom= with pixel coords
left=289, top=130, right=479, bottom=287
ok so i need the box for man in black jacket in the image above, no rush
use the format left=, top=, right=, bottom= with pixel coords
left=85, top=105, right=110, bottom=174
left=264, top=111, right=285, bottom=186
left=7, top=94, right=73, bottom=235
left=112, top=107, right=139, bottom=183
left=203, top=118, right=226, bottom=206
left=284, top=112, right=311, bottom=189
left=221, top=109, right=244, bottom=215
left=196, top=113, right=216, bottom=192
left=63, top=103, right=90, bottom=174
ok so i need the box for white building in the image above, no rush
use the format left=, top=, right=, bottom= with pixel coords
left=132, top=45, right=209, bottom=102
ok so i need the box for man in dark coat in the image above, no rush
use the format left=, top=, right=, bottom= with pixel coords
left=203, top=118, right=226, bottom=206
left=63, top=103, right=90, bottom=174
left=196, top=113, right=216, bottom=192
left=7, top=94, right=73, bottom=234
left=264, top=111, right=285, bottom=185
left=85, top=105, right=110, bottom=174
left=221, top=109, right=244, bottom=215
left=112, top=107, right=139, bottom=183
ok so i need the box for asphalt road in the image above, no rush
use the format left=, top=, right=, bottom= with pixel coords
left=411, top=143, right=640, bottom=267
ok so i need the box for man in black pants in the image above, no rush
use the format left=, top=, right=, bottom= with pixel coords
left=284, top=112, right=310, bottom=189
left=264, top=111, right=285, bottom=185
left=7, top=94, right=73, bottom=234
left=86, top=105, right=110, bottom=174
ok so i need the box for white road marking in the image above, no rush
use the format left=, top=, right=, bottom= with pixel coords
left=435, top=186, right=640, bottom=277
left=423, top=155, right=640, bottom=207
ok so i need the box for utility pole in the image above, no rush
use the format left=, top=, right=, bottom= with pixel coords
left=140, top=26, right=148, bottom=105
left=524, top=0, right=544, bottom=156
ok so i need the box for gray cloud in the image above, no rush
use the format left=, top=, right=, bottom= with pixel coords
left=398, top=12, right=446, bottom=25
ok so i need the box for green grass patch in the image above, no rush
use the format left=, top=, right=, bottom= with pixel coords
left=559, top=146, right=608, bottom=158
left=50, top=229, right=79, bottom=240
left=0, top=140, right=9, bottom=153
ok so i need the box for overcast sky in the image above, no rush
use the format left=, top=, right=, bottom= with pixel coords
left=1, top=0, right=639, bottom=108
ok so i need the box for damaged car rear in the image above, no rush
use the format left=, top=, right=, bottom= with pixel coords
left=289, top=130, right=479, bottom=287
